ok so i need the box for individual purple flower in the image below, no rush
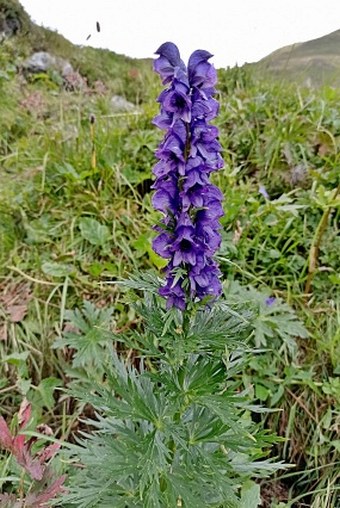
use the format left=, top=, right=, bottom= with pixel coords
left=259, top=185, right=270, bottom=200
left=154, top=42, right=186, bottom=84
left=265, top=296, right=276, bottom=306
left=152, top=42, right=224, bottom=310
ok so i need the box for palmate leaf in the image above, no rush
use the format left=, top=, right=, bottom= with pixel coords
left=53, top=301, right=115, bottom=370
left=120, top=270, right=163, bottom=294
left=188, top=301, right=253, bottom=351
left=106, top=354, right=168, bottom=423
left=166, top=473, right=219, bottom=508
left=73, top=352, right=168, bottom=424
left=135, top=296, right=179, bottom=339
left=224, top=281, right=308, bottom=352
left=138, top=430, right=172, bottom=498
left=156, top=354, right=226, bottom=399
left=79, top=217, right=110, bottom=246
left=182, top=405, right=228, bottom=444
left=169, top=452, right=239, bottom=507
left=65, top=420, right=157, bottom=506
left=240, top=480, right=261, bottom=508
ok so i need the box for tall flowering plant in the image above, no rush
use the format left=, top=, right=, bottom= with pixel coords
left=63, top=43, right=281, bottom=508
left=152, top=42, right=224, bottom=310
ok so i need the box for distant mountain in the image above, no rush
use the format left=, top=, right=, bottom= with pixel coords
left=255, top=29, right=340, bottom=86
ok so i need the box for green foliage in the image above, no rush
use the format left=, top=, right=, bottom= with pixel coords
left=224, top=282, right=308, bottom=352
left=53, top=301, right=115, bottom=372
left=240, top=480, right=261, bottom=508
left=119, top=273, right=253, bottom=357
left=63, top=343, right=281, bottom=507
left=0, top=11, right=339, bottom=505
left=54, top=277, right=303, bottom=506
left=78, top=217, right=111, bottom=247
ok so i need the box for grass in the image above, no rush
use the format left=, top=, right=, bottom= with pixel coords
left=0, top=12, right=339, bottom=507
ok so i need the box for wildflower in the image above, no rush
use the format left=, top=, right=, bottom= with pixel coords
left=152, top=42, right=224, bottom=309
left=265, top=296, right=276, bottom=306
left=259, top=185, right=270, bottom=200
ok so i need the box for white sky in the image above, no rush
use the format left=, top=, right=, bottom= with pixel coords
left=20, top=0, right=340, bottom=68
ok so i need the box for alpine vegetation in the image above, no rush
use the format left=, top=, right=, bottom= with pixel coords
left=152, top=42, right=224, bottom=310
left=62, top=43, right=282, bottom=508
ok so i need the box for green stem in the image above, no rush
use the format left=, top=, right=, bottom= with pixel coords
left=304, top=183, right=340, bottom=296
left=182, top=308, right=190, bottom=339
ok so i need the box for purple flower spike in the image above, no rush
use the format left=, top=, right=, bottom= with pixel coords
left=152, top=42, right=224, bottom=310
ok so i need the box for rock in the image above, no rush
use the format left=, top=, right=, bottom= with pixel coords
left=23, top=51, right=73, bottom=76
left=1, top=15, right=20, bottom=36
left=0, top=6, right=22, bottom=39
left=22, top=51, right=87, bottom=91
left=60, top=60, right=74, bottom=77
left=23, top=52, right=57, bottom=73
left=110, top=95, right=136, bottom=112
left=0, top=17, right=20, bottom=41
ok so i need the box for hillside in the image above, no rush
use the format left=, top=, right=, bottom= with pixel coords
left=256, top=28, right=340, bottom=86
left=0, top=0, right=155, bottom=102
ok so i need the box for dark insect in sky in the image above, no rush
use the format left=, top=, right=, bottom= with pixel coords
left=85, top=22, right=100, bottom=42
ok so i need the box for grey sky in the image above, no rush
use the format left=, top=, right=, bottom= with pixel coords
left=20, top=0, right=340, bottom=68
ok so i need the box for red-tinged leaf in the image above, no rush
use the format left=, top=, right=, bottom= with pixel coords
left=0, top=415, right=13, bottom=450
left=37, top=442, right=60, bottom=464
left=24, top=455, right=45, bottom=481
left=18, top=399, right=32, bottom=430
left=0, top=493, right=23, bottom=508
left=25, top=475, right=67, bottom=506
left=23, top=457, right=45, bottom=481
left=7, top=304, right=28, bottom=323
left=13, top=435, right=44, bottom=481
left=12, top=434, right=25, bottom=455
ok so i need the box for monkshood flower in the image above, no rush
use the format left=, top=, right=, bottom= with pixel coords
left=265, top=296, right=276, bottom=306
left=152, top=42, right=224, bottom=310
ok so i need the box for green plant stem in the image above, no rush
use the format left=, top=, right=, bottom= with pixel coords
left=305, top=183, right=340, bottom=296
left=182, top=309, right=190, bottom=338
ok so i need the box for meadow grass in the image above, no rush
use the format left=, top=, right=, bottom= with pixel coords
left=0, top=38, right=339, bottom=506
